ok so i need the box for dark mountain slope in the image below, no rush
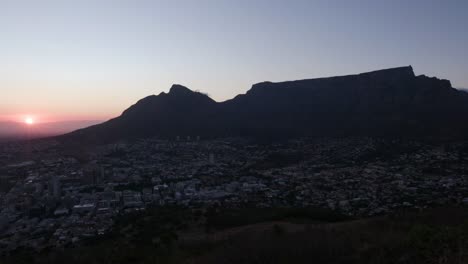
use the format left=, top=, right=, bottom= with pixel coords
left=61, top=66, right=468, bottom=143
left=223, top=66, right=468, bottom=138
left=66, top=85, right=219, bottom=142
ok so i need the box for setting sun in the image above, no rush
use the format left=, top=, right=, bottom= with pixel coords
left=25, top=117, right=34, bottom=125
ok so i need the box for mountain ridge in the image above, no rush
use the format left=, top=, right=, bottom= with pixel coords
left=61, top=66, right=468, bottom=143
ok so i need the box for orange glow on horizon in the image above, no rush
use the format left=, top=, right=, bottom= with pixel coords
left=24, top=117, right=34, bottom=125
left=0, top=113, right=110, bottom=124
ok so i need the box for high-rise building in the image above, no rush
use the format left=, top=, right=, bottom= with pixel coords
left=48, top=176, right=61, bottom=198
left=83, top=164, right=104, bottom=185
left=35, top=182, right=43, bottom=194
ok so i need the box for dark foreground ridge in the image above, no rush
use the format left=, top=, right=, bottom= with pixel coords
left=61, top=66, right=468, bottom=143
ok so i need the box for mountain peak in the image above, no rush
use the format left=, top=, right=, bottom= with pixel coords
left=359, top=65, right=415, bottom=79
left=169, top=84, right=193, bottom=95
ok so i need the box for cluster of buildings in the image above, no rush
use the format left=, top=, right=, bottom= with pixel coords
left=0, top=137, right=467, bottom=253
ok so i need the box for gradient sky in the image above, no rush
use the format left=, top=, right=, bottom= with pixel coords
left=1, top=0, right=467, bottom=123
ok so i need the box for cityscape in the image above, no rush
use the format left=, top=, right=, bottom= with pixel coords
left=2, top=1, right=468, bottom=263
left=0, top=137, right=467, bottom=254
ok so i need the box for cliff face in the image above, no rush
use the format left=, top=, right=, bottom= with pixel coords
left=63, top=67, right=468, bottom=143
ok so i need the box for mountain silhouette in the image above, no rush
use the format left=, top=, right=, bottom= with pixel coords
left=61, top=66, right=468, bottom=143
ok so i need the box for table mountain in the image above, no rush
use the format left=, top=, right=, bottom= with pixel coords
left=62, top=66, right=468, bottom=143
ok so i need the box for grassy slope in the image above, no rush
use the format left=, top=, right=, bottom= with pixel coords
left=2, top=207, right=468, bottom=264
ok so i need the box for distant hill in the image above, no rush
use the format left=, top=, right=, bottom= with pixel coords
left=0, top=120, right=102, bottom=141
left=62, top=66, right=468, bottom=143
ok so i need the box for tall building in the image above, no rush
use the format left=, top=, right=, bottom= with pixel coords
left=35, top=182, right=43, bottom=194
left=48, top=176, right=61, bottom=199
left=209, top=153, right=215, bottom=164
left=83, top=164, right=104, bottom=186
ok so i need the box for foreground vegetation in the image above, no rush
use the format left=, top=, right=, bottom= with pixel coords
left=2, top=206, right=467, bottom=264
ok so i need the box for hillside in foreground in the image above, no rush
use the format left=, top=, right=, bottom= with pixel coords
left=3, top=206, right=467, bottom=264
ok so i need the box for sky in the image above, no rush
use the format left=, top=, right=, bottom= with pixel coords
left=1, top=0, right=467, bottom=123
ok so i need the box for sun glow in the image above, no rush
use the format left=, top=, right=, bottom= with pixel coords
left=25, top=117, right=34, bottom=125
